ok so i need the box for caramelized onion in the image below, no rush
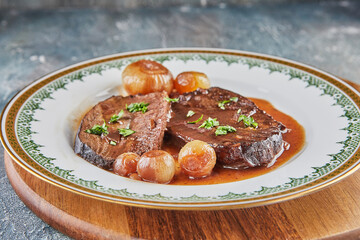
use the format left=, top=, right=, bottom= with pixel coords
left=178, top=140, right=216, bottom=178
left=137, top=150, right=176, bottom=184
left=122, top=60, right=174, bottom=95
left=174, top=71, right=210, bottom=93
left=113, top=152, right=140, bottom=177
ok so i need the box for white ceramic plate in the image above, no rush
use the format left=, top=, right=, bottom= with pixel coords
left=2, top=48, right=360, bottom=210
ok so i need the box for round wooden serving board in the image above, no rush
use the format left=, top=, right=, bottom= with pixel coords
left=4, top=80, right=360, bottom=240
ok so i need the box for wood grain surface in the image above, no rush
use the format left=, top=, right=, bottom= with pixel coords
left=4, top=79, right=360, bottom=240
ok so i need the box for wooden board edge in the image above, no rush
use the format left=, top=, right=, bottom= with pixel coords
left=4, top=152, right=130, bottom=240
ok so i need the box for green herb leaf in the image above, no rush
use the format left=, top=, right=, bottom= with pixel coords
left=199, top=117, right=219, bottom=129
left=186, top=110, right=195, bottom=117
left=109, top=140, right=117, bottom=146
left=164, top=97, right=179, bottom=103
left=218, top=97, right=238, bottom=110
left=238, top=115, right=258, bottom=128
left=85, top=121, right=109, bottom=135
left=218, top=101, right=227, bottom=110
left=215, top=125, right=237, bottom=136
left=187, top=114, right=203, bottom=124
left=230, top=97, right=239, bottom=102
left=118, top=128, right=136, bottom=137
left=109, top=110, right=124, bottom=123
left=126, top=102, right=149, bottom=113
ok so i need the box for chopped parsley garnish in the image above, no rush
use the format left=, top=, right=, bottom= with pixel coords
left=164, top=97, right=179, bottom=103
left=118, top=128, right=136, bottom=137
left=187, top=114, right=203, bottom=124
left=238, top=115, right=258, bottom=128
left=109, top=140, right=117, bottom=146
left=109, top=110, right=124, bottom=123
left=199, top=117, right=219, bottom=129
left=218, top=97, right=239, bottom=110
left=126, top=102, right=149, bottom=113
left=215, top=125, right=237, bottom=136
left=186, top=110, right=195, bottom=117
left=85, top=121, right=108, bottom=135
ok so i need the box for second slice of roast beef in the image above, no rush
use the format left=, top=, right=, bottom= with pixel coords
left=167, top=87, right=287, bottom=169
left=74, top=91, right=170, bottom=169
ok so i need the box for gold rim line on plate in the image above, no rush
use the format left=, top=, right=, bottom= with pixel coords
left=1, top=48, right=360, bottom=210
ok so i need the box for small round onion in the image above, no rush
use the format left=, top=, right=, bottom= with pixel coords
left=122, top=60, right=174, bottom=95
left=137, top=150, right=176, bottom=184
left=178, top=140, right=216, bottom=178
left=113, top=152, right=140, bottom=177
left=174, top=71, right=210, bottom=93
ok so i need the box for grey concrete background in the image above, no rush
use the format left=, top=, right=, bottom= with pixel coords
left=0, top=1, right=359, bottom=239
left=0, top=0, right=337, bottom=10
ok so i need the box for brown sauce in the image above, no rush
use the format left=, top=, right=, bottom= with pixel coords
left=163, top=98, right=306, bottom=185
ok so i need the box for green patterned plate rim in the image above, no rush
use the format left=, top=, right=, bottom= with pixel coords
left=1, top=48, right=360, bottom=210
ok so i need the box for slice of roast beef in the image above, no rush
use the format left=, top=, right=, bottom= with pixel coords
left=167, top=87, right=287, bottom=169
left=74, top=91, right=170, bottom=169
